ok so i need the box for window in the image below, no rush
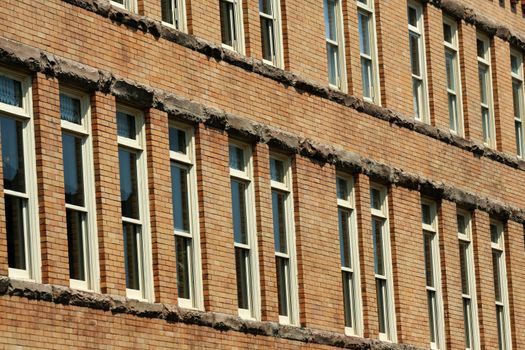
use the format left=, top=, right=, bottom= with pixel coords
left=370, top=184, right=396, bottom=342
left=407, top=1, right=429, bottom=122
left=60, top=90, right=99, bottom=291
left=117, top=106, right=153, bottom=301
left=229, top=141, right=260, bottom=319
left=0, top=69, right=40, bottom=281
left=511, top=50, right=525, bottom=158
left=324, top=0, right=347, bottom=92
left=161, top=0, right=187, bottom=32
left=169, top=122, right=203, bottom=309
left=490, top=221, right=512, bottom=350
left=270, top=155, right=299, bottom=325
left=220, top=0, right=245, bottom=54
left=111, top=0, right=137, bottom=12
left=477, top=33, right=496, bottom=148
left=337, top=175, right=363, bottom=336
left=443, top=17, right=464, bottom=136
left=357, top=0, right=380, bottom=103
left=259, top=0, right=284, bottom=68
left=421, top=199, right=445, bottom=349
left=457, top=210, right=480, bottom=350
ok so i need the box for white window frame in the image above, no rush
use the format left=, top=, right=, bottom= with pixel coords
left=490, top=220, right=512, bottom=350
left=443, top=16, right=464, bottom=136
left=229, top=140, right=261, bottom=320
left=60, top=88, right=100, bottom=292
left=169, top=121, right=204, bottom=310
left=117, top=105, right=154, bottom=302
left=161, top=0, right=188, bottom=32
left=511, top=49, right=525, bottom=158
left=324, top=0, right=348, bottom=92
left=219, top=0, right=245, bottom=54
left=259, top=0, right=284, bottom=68
left=407, top=0, right=430, bottom=122
left=270, top=154, right=299, bottom=326
left=111, top=0, right=137, bottom=12
left=370, top=183, right=397, bottom=342
left=421, top=199, right=446, bottom=350
left=457, top=210, right=481, bottom=350
left=0, top=68, right=41, bottom=282
left=477, top=33, right=496, bottom=148
left=336, top=174, right=363, bottom=336
left=357, top=0, right=381, bottom=104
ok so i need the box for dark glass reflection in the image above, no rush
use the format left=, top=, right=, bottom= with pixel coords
left=123, top=222, right=140, bottom=290
left=6, top=195, right=26, bottom=270
left=236, top=247, right=250, bottom=310
left=276, top=256, right=288, bottom=316
left=119, top=148, right=140, bottom=220
left=117, top=112, right=136, bottom=139
left=0, top=116, right=25, bottom=192
left=171, top=163, right=190, bottom=232
left=231, top=180, right=248, bottom=244
left=66, top=208, right=85, bottom=281
left=0, top=75, right=22, bottom=107
left=272, top=190, right=287, bottom=253
left=175, top=236, right=191, bottom=299
left=169, top=127, right=186, bottom=154
left=60, top=94, right=81, bottom=124
left=62, top=133, right=84, bottom=206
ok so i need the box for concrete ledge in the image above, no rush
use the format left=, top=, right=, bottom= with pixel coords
left=0, top=276, right=426, bottom=349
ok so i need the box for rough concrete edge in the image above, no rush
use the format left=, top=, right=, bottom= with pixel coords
left=58, top=0, right=525, bottom=172
left=0, top=35, right=524, bottom=223
left=0, top=276, right=426, bottom=350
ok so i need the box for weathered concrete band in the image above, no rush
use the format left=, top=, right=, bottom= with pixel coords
left=0, top=276, right=426, bottom=350
left=0, top=36, right=524, bottom=223
left=57, top=0, right=525, bottom=173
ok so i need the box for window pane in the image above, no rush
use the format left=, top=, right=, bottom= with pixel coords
left=358, top=11, right=371, bottom=56
left=276, top=256, right=289, bottom=316
left=479, top=65, right=489, bottom=104
left=407, top=6, right=418, bottom=27
left=327, top=43, right=339, bottom=86
left=512, top=80, right=522, bottom=120
left=235, top=247, right=251, bottom=310
left=123, top=222, right=141, bottom=291
left=490, top=224, right=500, bottom=244
left=231, top=180, right=248, bottom=244
left=413, top=78, right=422, bottom=118
left=117, top=112, right=136, bottom=139
left=336, top=177, right=348, bottom=200
left=66, top=208, right=86, bottom=282
left=410, top=33, right=421, bottom=76
left=0, top=116, right=25, bottom=192
left=492, top=250, right=502, bottom=302
left=62, top=133, right=85, bottom=207
left=449, top=93, right=459, bottom=132
left=463, top=298, right=472, bottom=348
left=511, top=54, right=520, bottom=74
left=372, top=218, right=385, bottom=276
left=59, top=94, right=82, bottom=125
left=220, top=0, right=235, bottom=46
left=324, top=0, right=337, bottom=41
left=272, top=190, right=288, bottom=253
left=459, top=240, right=469, bottom=295
left=482, top=106, right=491, bottom=143
left=428, top=290, right=437, bottom=343
left=0, top=75, right=22, bottom=107
left=261, top=17, right=275, bottom=62
left=361, top=57, right=372, bottom=99
left=259, top=0, right=272, bottom=15
left=338, top=208, right=352, bottom=268
left=175, top=236, right=192, bottom=300
left=119, top=148, right=140, bottom=220
left=5, top=194, right=26, bottom=270
left=477, top=39, right=485, bottom=59
left=161, top=0, right=174, bottom=24
left=445, top=51, right=456, bottom=91
left=229, top=145, right=245, bottom=171
left=171, top=163, right=190, bottom=232
left=424, top=231, right=434, bottom=288
left=421, top=203, right=432, bottom=226
left=169, top=127, right=186, bottom=154
left=457, top=214, right=466, bottom=235
left=496, top=305, right=505, bottom=350
left=370, top=188, right=381, bottom=210
left=516, top=120, right=523, bottom=157
left=376, top=278, right=387, bottom=334
left=342, top=271, right=353, bottom=328
left=443, top=22, right=452, bottom=44
left=270, top=158, right=285, bottom=183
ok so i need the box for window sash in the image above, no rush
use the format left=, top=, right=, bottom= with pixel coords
left=220, top=0, right=245, bottom=53
left=111, top=0, right=136, bottom=12
left=357, top=5, right=379, bottom=103
left=161, top=0, right=187, bottom=32
left=259, top=0, right=283, bottom=68
left=324, top=0, right=347, bottom=92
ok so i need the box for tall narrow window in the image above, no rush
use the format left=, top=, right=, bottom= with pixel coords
left=407, top=1, right=429, bottom=122
left=324, top=0, right=347, bottom=92
left=337, top=175, right=363, bottom=336
left=421, top=199, right=445, bottom=349
left=111, top=0, right=137, bottom=12
left=270, top=155, right=299, bottom=325
left=370, top=184, right=396, bottom=342
left=220, top=0, right=245, bottom=53
left=259, top=0, right=284, bottom=68
left=117, top=107, right=153, bottom=301
left=511, top=50, right=525, bottom=158
left=443, top=17, right=464, bottom=136
left=477, top=34, right=496, bottom=148
left=457, top=211, right=480, bottom=350
left=357, top=0, right=380, bottom=103
left=161, top=0, right=187, bottom=32
left=230, top=142, right=260, bottom=319
left=169, top=122, right=203, bottom=309
left=0, top=69, right=40, bottom=281
left=60, top=90, right=99, bottom=291
left=490, top=221, right=512, bottom=350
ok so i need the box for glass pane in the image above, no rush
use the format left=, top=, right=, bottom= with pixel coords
left=410, top=33, right=421, bottom=76
left=339, top=208, right=352, bottom=268
left=457, top=214, right=467, bottom=235
left=511, top=54, right=520, bottom=75
left=370, top=188, right=381, bottom=210
left=117, top=112, right=136, bottom=139
left=270, top=158, right=285, bottom=183
left=496, top=305, right=505, bottom=350
left=428, top=290, right=437, bottom=343
left=479, top=65, right=488, bottom=104
left=0, top=116, right=25, bottom=192
left=424, top=231, right=434, bottom=288
left=516, top=121, right=523, bottom=157
left=327, top=43, right=339, bottom=86
left=492, top=250, right=502, bottom=302
left=463, top=298, right=472, bottom=348
left=477, top=39, right=485, bottom=59
left=372, top=218, right=385, bottom=276
left=261, top=17, right=275, bottom=62
left=259, top=0, right=272, bottom=14
left=276, top=256, right=289, bottom=316
left=358, top=11, right=371, bottom=56
left=490, top=224, right=500, bottom=244
left=421, top=203, right=432, bottom=226
left=407, top=5, right=418, bottom=27
left=169, top=127, right=186, bottom=154
left=66, top=208, right=86, bottom=282
left=413, top=78, right=422, bottom=119
left=229, top=144, right=245, bottom=171
left=5, top=194, right=26, bottom=270
left=482, top=106, right=491, bottom=143
left=62, top=133, right=85, bottom=206
left=231, top=180, right=248, bottom=244
left=123, top=222, right=141, bottom=291
left=459, top=240, right=469, bottom=295
left=220, top=0, right=235, bottom=46
left=235, top=247, right=251, bottom=310
left=175, top=236, right=192, bottom=300
left=443, top=22, right=453, bottom=44
left=0, top=75, right=22, bottom=107
left=272, top=190, right=288, bottom=254
left=119, top=148, right=140, bottom=220
left=161, top=0, right=174, bottom=24
left=445, top=50, right=456, bottom=91
left=171, top=163, right=190, bottom=232
left=361, top=57, right=372, bottom=99
left=324, top=0, right=337, bottom=41
left=376, top=278, right=387, bottom=334
left=337, top=177, right=348, bottom=200
left=59, top=94, right=82, bottom=125
left=449, top=93, right=458, bottom=132
left=513, top=80, right=522, bottom=120
left=342, top=271, right=353, bottom=328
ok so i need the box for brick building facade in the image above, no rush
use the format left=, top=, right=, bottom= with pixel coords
left=0, top=0, right=524, bottom=349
